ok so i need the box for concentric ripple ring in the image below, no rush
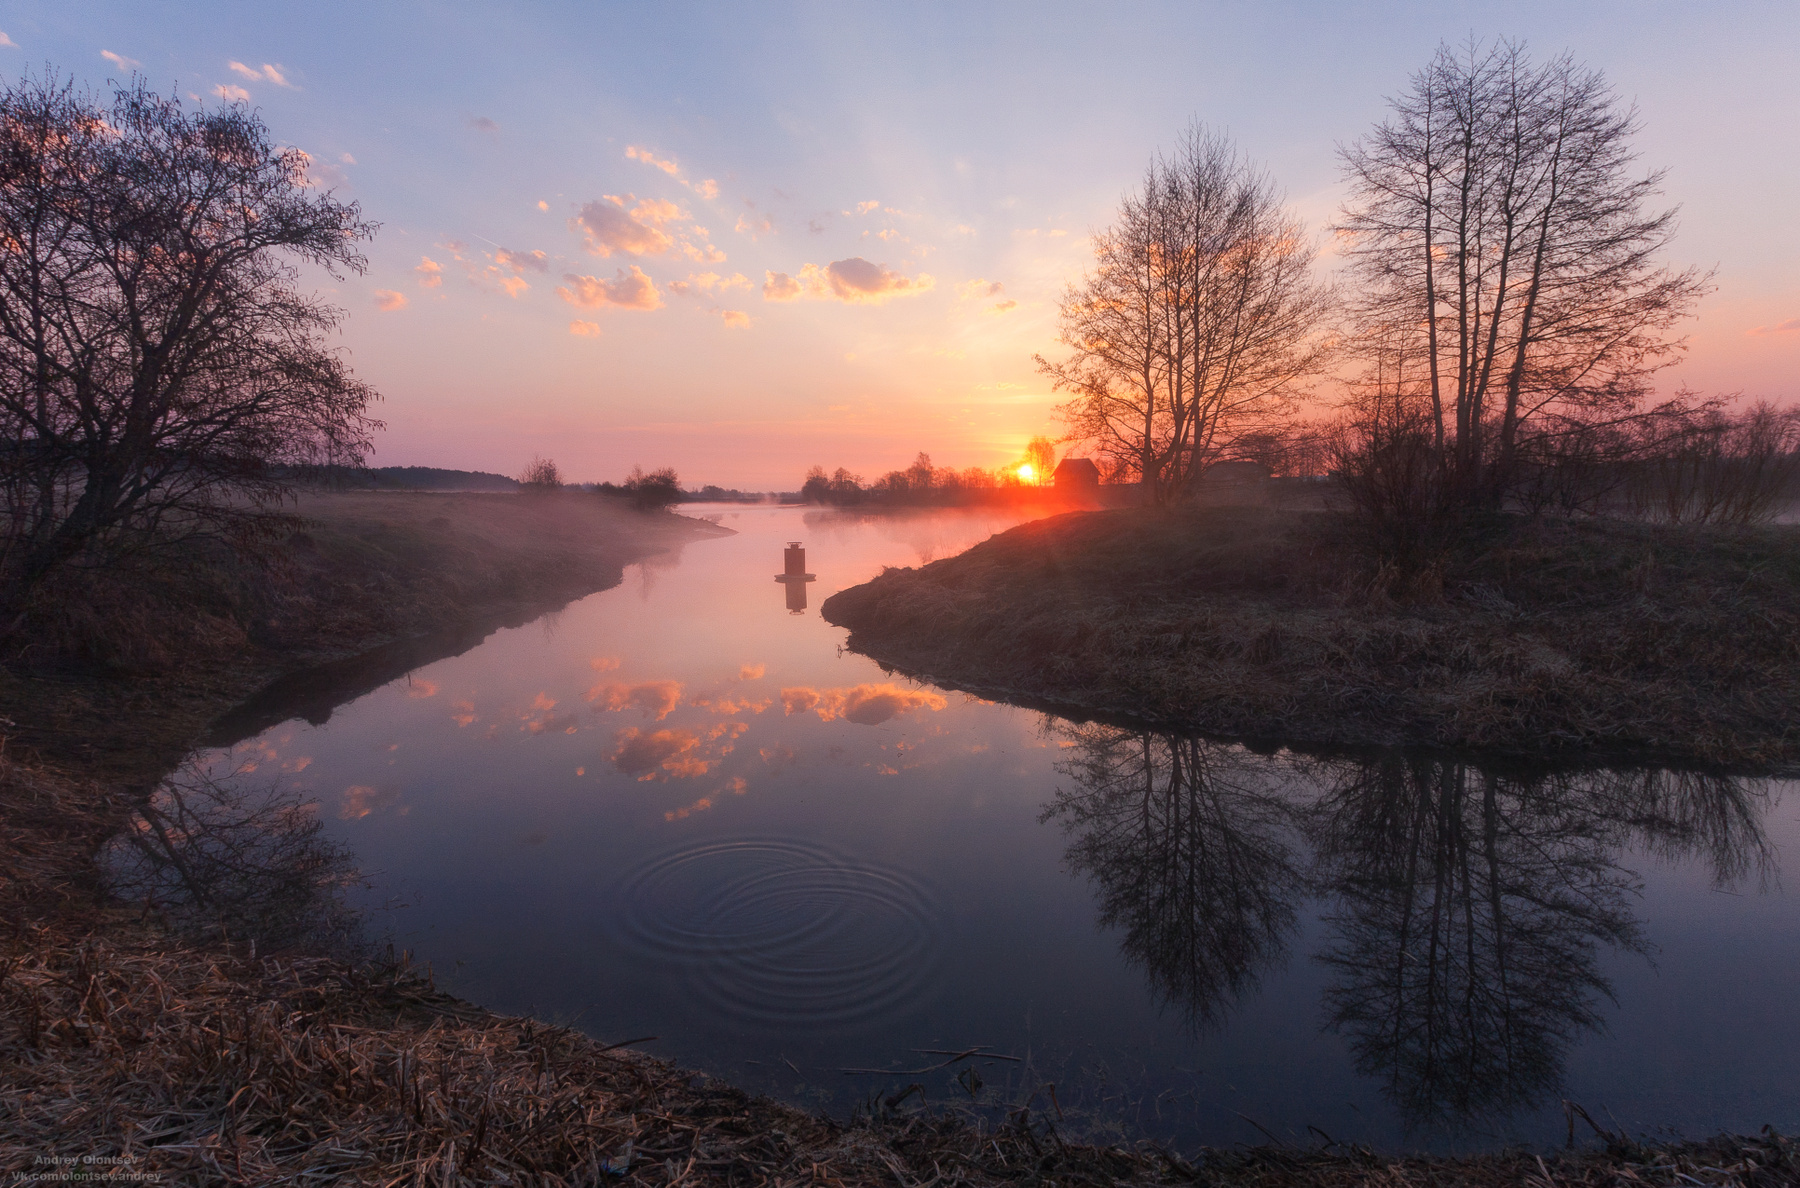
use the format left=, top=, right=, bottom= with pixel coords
left=609, top=838, right=944, bottom=1028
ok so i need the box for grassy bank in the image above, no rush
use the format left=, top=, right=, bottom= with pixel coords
left=3, top=490, right=727, bottom=784
left=822, top=506, right=1800, bottom=769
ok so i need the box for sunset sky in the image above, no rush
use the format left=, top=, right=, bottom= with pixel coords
left=4, top=2, right=1796, bottom=488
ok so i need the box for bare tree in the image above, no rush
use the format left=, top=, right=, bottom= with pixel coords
left=1040, top=125, right=1331, bottom=503
left=1336, top=38, right=1711, bottom=512
left=0, top=74, right=380, bottom=605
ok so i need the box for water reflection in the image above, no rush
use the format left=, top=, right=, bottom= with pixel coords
left=1040, top=723, right=1305, bottom=1029
left=1043, top=722, right=1779, bottom=1131
left=103, top=761, right=364, bottom=955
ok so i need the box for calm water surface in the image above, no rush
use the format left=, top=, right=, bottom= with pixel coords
left=199, top=504, right=1800, bottom=1152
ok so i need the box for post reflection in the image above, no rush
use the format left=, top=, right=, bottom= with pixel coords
left=1043, top=721, right=1777, bottom=1129
left=1040, top=723, right=1304, bottom=1029
left=774, top=541, right=817, bottom=615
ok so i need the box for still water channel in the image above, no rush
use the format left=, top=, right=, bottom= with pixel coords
left=195, top=504, right=1800, bottom=1152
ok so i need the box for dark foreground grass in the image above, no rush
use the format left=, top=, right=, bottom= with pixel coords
left=821, top=506, right=1800, bottom=769
left=4, top=753, right=1794, bottom=1186
left=2, top=491, right=727, bottom=783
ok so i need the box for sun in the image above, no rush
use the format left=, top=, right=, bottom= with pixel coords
left=1016, top=463, right=1035, bottom=483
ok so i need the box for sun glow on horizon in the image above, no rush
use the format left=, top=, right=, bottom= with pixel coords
left=1016, top=463, right=1035, bottom=483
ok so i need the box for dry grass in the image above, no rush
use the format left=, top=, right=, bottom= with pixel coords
left=821, top=506, right=1800, bottom=769
left=5, top=755, right=1796, bottom=1185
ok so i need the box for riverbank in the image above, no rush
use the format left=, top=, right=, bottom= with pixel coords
left=2, top=491, right=730, bottom=784
left=822, top=505, right=1800, bottom=769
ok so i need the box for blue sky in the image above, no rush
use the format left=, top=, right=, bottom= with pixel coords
left=3, top=1, right=1795, bottom=486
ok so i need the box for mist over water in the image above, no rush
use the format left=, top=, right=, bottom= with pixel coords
left=195, top=505, right=1800, bottom=1153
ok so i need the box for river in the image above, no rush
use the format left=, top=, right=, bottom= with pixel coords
left=182, top=503, right=1800, bottom=1152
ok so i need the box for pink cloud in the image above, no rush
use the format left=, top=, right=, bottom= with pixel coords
left=494, top=247, right=549, bottom=274
left=101, top=50, right=139, bottom=71
left=212, top=83, right=250, bottom=102
left=779, top=683, right=947, bottom=725
left=573, top=197, right=675, bottom=258
left=569, top=319, right=601, bottom=337
left=721, top=310, right=750, bottom=328
left=587, top=679, right=684, bottom=719
left=373, top=289, right=407, bottom=311
left=558, top=267, right=663, bottom=311
left=761, top=259, right=934, bottom=304
left=1747, top=318, right=1800, bottom=337
left=415, top=257, right=443, bottom=288
left=626, top=145, right=681, bottom=175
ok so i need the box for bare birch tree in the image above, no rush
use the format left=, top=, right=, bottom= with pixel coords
left=1336, top=38, right=1711, bottom=511
left=1039, top=126, right=1331, bottom=503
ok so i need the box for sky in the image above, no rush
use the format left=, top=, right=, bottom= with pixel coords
left=2, top=1, right=1796, bottom=488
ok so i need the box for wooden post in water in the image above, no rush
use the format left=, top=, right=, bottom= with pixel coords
left=775, top=541, right=817, bottom=614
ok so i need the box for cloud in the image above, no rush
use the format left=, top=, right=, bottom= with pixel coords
left=668, top=271, right=752, bottom=297
left=778, top=683, right=947, bottom=725
left=494, top=247, right=549, bottom=274
left=340, top=152, right=356, bottom=164
left=415, top=257, right=443, bottom=288
left=1747, top=318, right=1800, bottom=337
left=340, top=784, right=403, bottom=820
left=228, top=61, right=296, bottom=88
left=692, top=179, right=719, bottom=201
left=590, top=656, right=621, bottom=671
left=607, top=727, right=714, bottom=780
left=739, top=664, right=765, bottom=680
left=573, top=197, right=675, bottom=258
left=959, top=279, right=1005, bottom=300
left=587, top=679, right=684, bottom=719
left=762, top=259, right=934, bottom=305
left=988, top=299, right=1018, bottom=314
left=450, top=699, right=476, bottom=727
left=468, top=116, right=499, bottom=133
left=0, top=33, right=16, bottom=49
left=570, top=319, right=601, bottom=337
left=687, top=689, right=769, bottom=714
left=212, top=83, right=250, bottom=102
left=373, top=289, right=407, bottom=311
left=572, top=196, right=723, bottom=264
left=721, top=310, right=750, bottom=328
left=762, top=271, right=803, bottom=301
left=406, top=680, right=439, bottom=699
left=558, top=266, right=663, bottom=311
left=735, top=207, right=775, bottom=239
left=856, top=201, right=880, bottom=214
left=101, top=50, right=139, bottom=71
left=626, top=145, right=680, bottom=175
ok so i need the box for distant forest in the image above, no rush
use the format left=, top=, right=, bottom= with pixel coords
left=293, top=465, right=522, bottom=491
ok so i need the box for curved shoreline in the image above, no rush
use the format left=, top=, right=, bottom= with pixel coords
left=822, top=505, right=1800, bottom=771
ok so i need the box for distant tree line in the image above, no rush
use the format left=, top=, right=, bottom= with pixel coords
left=799, top=450, right=1053, bottom=507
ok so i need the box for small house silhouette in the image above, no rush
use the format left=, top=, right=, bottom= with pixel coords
left=1053, top=457, right=1101, bottom=488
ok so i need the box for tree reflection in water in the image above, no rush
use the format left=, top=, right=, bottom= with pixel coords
left=103, top=763, right=366, bottom=956
left=1042, top=720, right=1776, bottom=1130
left=1040, top=723, right=1305, bottom=1029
